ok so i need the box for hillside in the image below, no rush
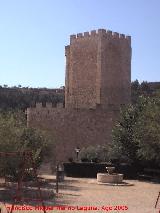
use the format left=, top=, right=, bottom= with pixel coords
left=0, top=81, right=159, bottom=110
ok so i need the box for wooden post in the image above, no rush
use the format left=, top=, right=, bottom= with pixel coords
left=56, top=165, right=59, bottom=193
left=155, top=191, right=160, bottom=208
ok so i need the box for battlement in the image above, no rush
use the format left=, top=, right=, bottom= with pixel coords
left=65, top=28, right=131, bottom=109
left=70, top=29, right=131, bottom=44
left=33, top=102, right=64, bottom=109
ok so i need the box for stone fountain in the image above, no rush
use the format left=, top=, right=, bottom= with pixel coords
left=97, top=167, right=123, bottom=184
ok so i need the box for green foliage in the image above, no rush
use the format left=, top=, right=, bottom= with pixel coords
left=79, top=145, right=110, bottom=162
left=0, top=86, right=64, bottom=111
left=0, top=82, right=159, bottom=111
left=131, top=80, right=141, bottom=104
left=111, top=105, right=139, bottom=163
left=111, top=94, right=160, bottom=166
left=0, top=111, right=54, bottom=179
left=131, top=80, right=158, bottom=104
left=135, top=94, right=160, bottom=165
left=79, top=89, right=160, bottom=167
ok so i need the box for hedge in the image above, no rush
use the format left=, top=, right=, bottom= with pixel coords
left=63, top=162, right=141, bottom=178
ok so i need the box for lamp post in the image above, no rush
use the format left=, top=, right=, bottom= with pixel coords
left=75, top=147, right=80, bottom=162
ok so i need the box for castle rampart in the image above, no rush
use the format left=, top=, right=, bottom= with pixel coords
left=27, top=103, right=119, bottom=162
left=27, top=28, right=131, bottom=163
left=70, top=29, right=131, bottom=43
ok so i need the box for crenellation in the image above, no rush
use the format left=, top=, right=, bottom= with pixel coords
left=106, top=30, right=112, bottom=37
left=98, top=29, right=106, bottom=35
left=70, top=34, right=76, bottom=43
left=126, top=35, right=131, bottom=44
left=120, top=34, right=125, bottom=39
left=31, top=102, right=65, bottom=110
left=65, top=45, right=70, bottom=56
left=46, top=103, right=52, bottom=108
left=113, top=32, right=119, bottom=38
left=57, top=102, right=64, bottom=108
left=91, top=30, right=97, bottom=36
left=77, top=33, right=83, bottom=38
left=69, top=29, right=130, bottom=42
left=36, top=102, right=42, bottom=108
left=84, top=32, right=90, bottom=37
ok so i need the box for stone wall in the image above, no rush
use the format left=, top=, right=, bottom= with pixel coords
left=65, top=29, right=131, bottom=109
left=99, top=30, right=131, bottom=108
left=27, top=28, right=131, bottom=165
left=27, top=103, right=119, bottom=163
left=65, top=31, right=98, bottom=109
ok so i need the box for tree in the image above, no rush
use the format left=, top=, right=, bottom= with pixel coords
left=141, top=81, right=151, bottom=95
left=135, top=94, right=160, bottom=166
left=0, top=111, right=54, bottom=179
left=0, top=86, right=64, bottom=111
left=131, top=79, right=141, bottom=104
left=111, top=94, right=160, bottom=167
left=111, top=96, right=149, bottom=164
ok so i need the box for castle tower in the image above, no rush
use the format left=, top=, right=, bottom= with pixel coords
left=65, top=29, right=131, bottom=109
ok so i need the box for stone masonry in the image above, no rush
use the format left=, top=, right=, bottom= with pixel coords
left=65, top=29, right=131, bottom=109
left=27, top=29, right=131, bottom=163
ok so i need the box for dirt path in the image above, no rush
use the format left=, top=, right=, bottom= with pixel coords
left=56, top=177, right=159, bottom=213
left=0, top=176, right=160, bottom=213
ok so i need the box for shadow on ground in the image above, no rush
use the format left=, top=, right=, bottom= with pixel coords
left=0, top=176, right=82, bottom=208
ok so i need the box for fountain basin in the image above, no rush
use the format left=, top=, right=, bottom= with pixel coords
left=97, top=173, right=123, bottom=183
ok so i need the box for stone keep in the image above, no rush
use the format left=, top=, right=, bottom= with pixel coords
left=27, top=29, right=131, bottom=162
left=65, top=29, right=131, bottom=109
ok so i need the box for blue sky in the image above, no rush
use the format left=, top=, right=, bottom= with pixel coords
left=0, top=0, right=160, bottom=88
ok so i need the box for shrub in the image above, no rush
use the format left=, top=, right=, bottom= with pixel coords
left=79, top=145, right=110, bottom=163
left=0, top=111, right=54, bottom=180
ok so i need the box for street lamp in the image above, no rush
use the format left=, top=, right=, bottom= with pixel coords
left=75, top=147, right=80, bottom=161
